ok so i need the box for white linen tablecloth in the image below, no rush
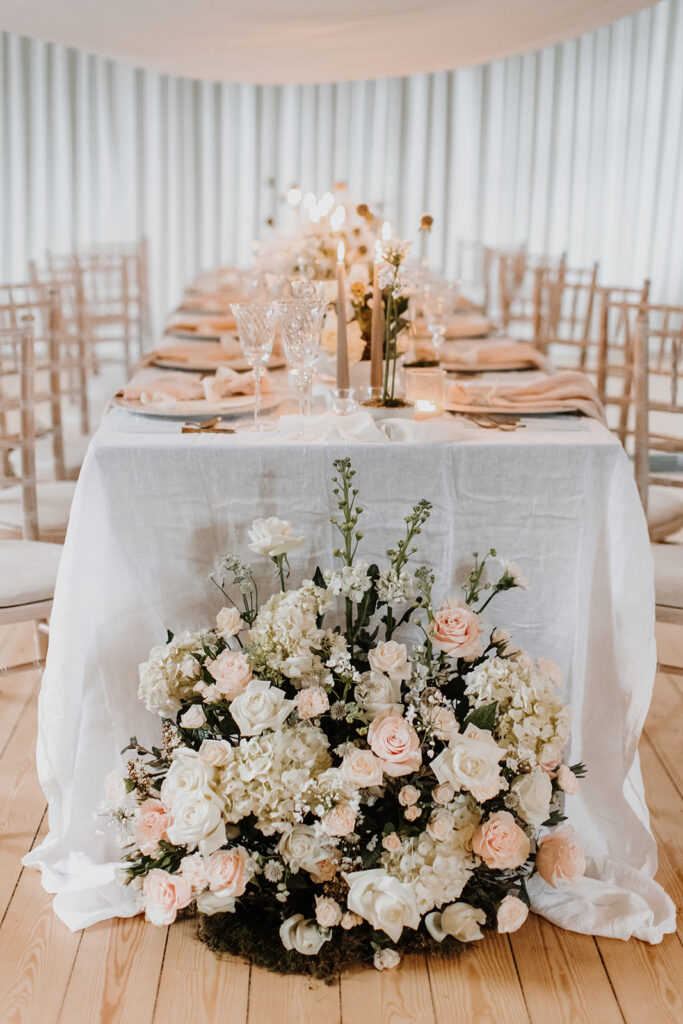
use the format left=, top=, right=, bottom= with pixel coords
left=24, top=407, right=676, bottom=941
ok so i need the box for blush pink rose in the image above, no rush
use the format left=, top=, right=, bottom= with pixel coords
left=472, top=811, right=531, bottom=869
left=142, top=869, right=192, bottom=926
left=323, top=803, right=357, bottom=837
left=497, top=895, right=529, bottom=933
left=428, top=600, right=482, bottom=661
left=205, top=846, right=249, bottom=897
left=205, top=650, right=252, bottom=700
left=368, top=711, right=422, bottom=778
left=134, top=799, right=171, bottom=856
left=556, top=764, right=579, bottom=794
left=535, top=827, right=586, bottom=887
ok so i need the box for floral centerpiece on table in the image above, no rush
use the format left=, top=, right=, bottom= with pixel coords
left=104, top=460, right=586, bottom=978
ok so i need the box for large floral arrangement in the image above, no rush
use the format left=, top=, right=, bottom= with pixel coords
left=104, top=460, right=586, bottom=977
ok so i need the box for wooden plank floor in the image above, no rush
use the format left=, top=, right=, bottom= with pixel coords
left=0, top=622, right=680, bottom=1024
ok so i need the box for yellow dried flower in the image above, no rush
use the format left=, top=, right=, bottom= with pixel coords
left=420, top=213, right=434, bottom=232
left=350, top=280, right=367, bottom=301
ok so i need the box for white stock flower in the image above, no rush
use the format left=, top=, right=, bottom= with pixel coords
left=279, top=914, right=330, bottom=955
left=248, top=517, right=304, bottom=557
left=229, top=679, right=295, bottom=736
left=507, top=769, right=553, bottom=826
left=344, top=869, right=420, bottom=942
left=324, top=560, right=373, bottom=603
left=425, top=902, right=486, bottom=943
left=431, top=724, right=506, bottom=802
left=500, top=559, right=528, bottom=590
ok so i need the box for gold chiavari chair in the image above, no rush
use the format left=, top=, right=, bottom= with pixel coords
left=495, top=249, right=566, bottom=339
left=537, top=262, right=600, bottom=370
left=633, top=313, right=683, bottom=673
left=0, top=319, right=62, bottom=677
left=0, top=286, right=78, bottom=540
left=596, top=282, right=651, bottom=445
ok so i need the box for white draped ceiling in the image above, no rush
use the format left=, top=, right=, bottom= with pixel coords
left=0, top=0, right=657, bottom=84
left=1, top=1, right=682, bottom=327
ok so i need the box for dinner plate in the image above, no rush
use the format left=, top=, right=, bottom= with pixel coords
left=446, top=401, right=583, bottom=416
left=167, top=328, right=236, bottom=343
left=112, top=391, right=282, bottom=419
left=151, top=353, right=286, bottom=373
left=442, top=361, right=538, bottom=374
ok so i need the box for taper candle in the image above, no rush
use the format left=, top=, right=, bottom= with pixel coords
left=336, top=241, right=349, bottom=390
left=370, top=241, right=384, bottom=390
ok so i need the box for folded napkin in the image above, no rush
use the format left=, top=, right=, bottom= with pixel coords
left=442, top=341, right=547, bottom=372
left=447, top=370, right=606, bottom=422
left=277, top=411, right=466, bottom=445
left=201, top=367, right=271, bottom=402
left=120, top=373, right=205, bottom=406
left=145, top=339, right=242, bottom=365
left=167, top=314, right=236, bottom=334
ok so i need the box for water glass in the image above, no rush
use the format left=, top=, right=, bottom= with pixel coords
left=276, top=299, right=325, bottom=416
left=230, top=301, right=279, bottom=431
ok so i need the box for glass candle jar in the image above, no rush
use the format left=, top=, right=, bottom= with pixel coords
left=404, top=366, right=447, bottom=419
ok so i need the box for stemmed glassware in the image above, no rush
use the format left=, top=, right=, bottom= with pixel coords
left=230, top=301, right=279, bottom=431
left=276, top=297, right=325, bottom=416
left=423, top=283, right=448, bottom=361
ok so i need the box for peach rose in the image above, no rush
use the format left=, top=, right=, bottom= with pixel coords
left=398, top=785, right=420, bottom=806
left=205, top=846, right=249, bottom=897
left=310, top=857, right=340, bottom=883
left=205, top=650, right=252, bottom=700
left=135, top=799, right=170, bottom=856
left=198, top=739, right=233, bottom=768
left=295, top=686, right=330, bottom=719
left=368, top=641, right=411, bottom=682
left=216, top=606, right=246, bottom=638
left=341, top=911, right=363, bottom=929
left=426, top=808, right=455, bottom=841
left=142, top=868, right=192, bottom=926
left=342, top=747, right=384, bottom=788
left=179, top=853, right=207, bottom=892
left=433, top=782, right=455, bottom=805
left=497, top=895, right=529, bottom=933
left=315, top=896, right=342, bottom=928
left=472, top=811, right=531, bottom=869
left=368, top=712, right=422, bottom=778
left=556, top=765, right=579, bottom=794
left=323, top=803, right=357, bottom=837
left=404, top=805, right=422, bottom=821
left=535, top=827, right=586, bottom=887
left=382, top=832, right=402, bottom=852
left=428, top=600, right=483, bottom=661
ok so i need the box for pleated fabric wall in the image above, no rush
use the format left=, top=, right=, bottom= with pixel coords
left=1, top=0, right=681, bottom=328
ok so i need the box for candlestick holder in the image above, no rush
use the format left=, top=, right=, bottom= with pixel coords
left=332, top=387, right=358, bottom=416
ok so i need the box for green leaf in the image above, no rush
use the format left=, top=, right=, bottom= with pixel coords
left=464, top=701, right=498, bottom=732
left=166, top=629, right=175, bottom=643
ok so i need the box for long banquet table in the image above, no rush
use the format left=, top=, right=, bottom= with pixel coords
left=24, top=395, right=676, bottom=941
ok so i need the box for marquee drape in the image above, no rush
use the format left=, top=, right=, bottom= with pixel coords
left=1, top=0, right=682, bottom=330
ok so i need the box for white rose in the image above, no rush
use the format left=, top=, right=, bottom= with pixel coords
left=496, top=895, right=529, bottom=933
left=180, top=704, right=207, bottom=729
left=160, top=748, right=214, bottom=807
left=425, top=902, right=486, bottom=943
left=341, top=747, right=384, bottom=788
left=508, top=770, right=553, bottom=826
left=279, top=914, right=330, bottom=955
left=247, top=517, right=304, bottom=557
left=198, top=739, right=233, bottom=768
left=195, top=890, right=237, bottom=916
left=374, top=948, right=401, bottom=971
left=355, top=671, right=402, bottom=720
left=431, top=724, right=506, bottom=802
left=368, top=641, right=411, bottom=683
left=426, top=808, right=455, bottom=841
left=277, top=824, right=332, bottom=874
left=344, top=869, right=420, bottom=943
left=166, top=792, right=226, bottom=855
left=229, top=679, right=295, bottom=736
left=216, top=606, right=246, bottom=638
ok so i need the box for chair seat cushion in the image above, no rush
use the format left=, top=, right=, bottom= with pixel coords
left=0, top=539, right=62, bottom=608
left=647, top=485, right=683, bottom=542
left=652, top=542, right=683, bottom=611
left=0, top=480, right=76, bottom=539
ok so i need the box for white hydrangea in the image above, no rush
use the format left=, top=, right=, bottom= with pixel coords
left=138, top=631, right=212, bottom=716
left=246, top=582, right=341, bottom=688
left=380, top=812, right=478, bottom=915
left=324, top=560, right=373, bottom=603
left=464, top=654, right=570, bottom=770
left=376, top=567, right=415, bottom=605
left=216, top=724, right=332, bottom=834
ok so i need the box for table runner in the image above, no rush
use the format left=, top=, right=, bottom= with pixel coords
left=24, top=409, right=675, bottom=940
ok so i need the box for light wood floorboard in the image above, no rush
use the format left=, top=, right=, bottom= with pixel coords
left=0, top=621, right=680, bottom=1024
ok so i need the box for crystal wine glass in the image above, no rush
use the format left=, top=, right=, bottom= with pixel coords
left=290, top=278, right=327, bottom=304
left=230, top=301, right=279, bottom=431
left=424, top=283, right=449, bottom=361
left=276, top=298, right=325, bottom=416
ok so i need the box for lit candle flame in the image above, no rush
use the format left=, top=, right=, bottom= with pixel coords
left=337, top=241, right=345, bottom=264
